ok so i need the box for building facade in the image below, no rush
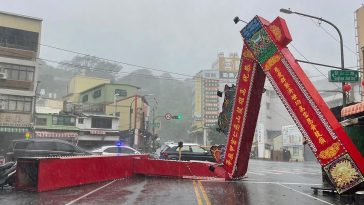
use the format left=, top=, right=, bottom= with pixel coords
left=212, top=52, right=240, bottom=112
left=356, top=5, right=364, bottom=99
left=63, top=75, right=110, bottom=103
left=0, top=11, right=42, bottom=155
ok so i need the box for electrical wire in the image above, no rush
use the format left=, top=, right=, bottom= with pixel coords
left=289, top=43, right=341, bottom=90
left=309, top=19, right=357, bottom=56
left=40, top=43, right=196, bottom=78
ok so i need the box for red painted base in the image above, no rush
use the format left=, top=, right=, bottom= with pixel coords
left=15, top=156, right=227, bottom=192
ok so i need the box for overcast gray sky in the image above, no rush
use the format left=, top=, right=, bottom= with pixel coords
left=1, top=0, right=364, bottom=79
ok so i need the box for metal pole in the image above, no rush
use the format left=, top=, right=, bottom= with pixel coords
left=152, top=106, right=155, bottom=135
left=32, top=81, right=40, bottom=138
left=113, top=94, right=117, bottom=116
left=281, top=9, right=346, bottom=106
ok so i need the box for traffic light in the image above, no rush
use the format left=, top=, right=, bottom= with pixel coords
left=172, top=114, right=182, bottom=120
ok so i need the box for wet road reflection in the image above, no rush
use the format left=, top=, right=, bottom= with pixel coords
left=0, top=160, right=355, bottom=205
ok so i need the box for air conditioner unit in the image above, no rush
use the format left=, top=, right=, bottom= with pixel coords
left=0, top=72, right=7, bottom=80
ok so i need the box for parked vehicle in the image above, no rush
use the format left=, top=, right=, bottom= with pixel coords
left=6, top=139, right=93, bottom=161
left=159, top=143, right=215, bottom=162
left=91, top=145, right=141, bottom=155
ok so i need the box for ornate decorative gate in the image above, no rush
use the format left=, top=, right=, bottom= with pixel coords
left=224, top=16, right=364, bottom=194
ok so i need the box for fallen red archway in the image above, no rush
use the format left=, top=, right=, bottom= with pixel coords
left=223, top=16, right=364, bottom=194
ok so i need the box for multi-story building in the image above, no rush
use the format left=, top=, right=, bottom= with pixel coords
left=212, top=52, right=240, bottom=112
left=63, top=75, right=110, bottom=103
left=192, top=70, right=219, bottom=145
left=0, top=11, right=42, bottom=155
left=63, top=79, right=151, bottom=148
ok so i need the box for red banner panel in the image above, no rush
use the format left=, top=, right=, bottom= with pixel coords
left=223, top=45, right=266, bottom=178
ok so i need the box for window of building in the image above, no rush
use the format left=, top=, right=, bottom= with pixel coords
left=1, top=62, right=35, bottom=82
left=78, top=118, right=84, bottom=124
left=52, top=116, right=76, bottom=126
left=0, top=26, right=39, bottom=51
left=0, top=95, right=32, bottom=112
left=91, top=117, right=112, bottom=129
left=293, top=147, right=299, bottom=156
left=93, top=90, right=101, bottom=98
left=115, top=89, right=127, bottom=97
left=35, top=117, right=47, bottom=125
left=82, top=95, right=88, bottom=102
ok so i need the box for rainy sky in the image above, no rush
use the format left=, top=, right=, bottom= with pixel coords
left=1, top=0, right=363, bottom=79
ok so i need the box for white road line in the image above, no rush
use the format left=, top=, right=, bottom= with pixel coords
left=65, top=180, right=116, bottom=205
left=247, top=171, right=265, bottom=176
left=243, top=181, right=321, bottom=186
left=199, top=180, right=321, bottom=186
left=277, top=183, right=334, bottom=205
left=249, top=170, right=282, bottom=175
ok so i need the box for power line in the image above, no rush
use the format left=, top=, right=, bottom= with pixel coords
left=40, top=43, right=196, bottom=78
left=289, top=43, right=341, bottom=90
left=39, top=44, right=243, bottom=83
left=309, top=18, right=357, bottom=56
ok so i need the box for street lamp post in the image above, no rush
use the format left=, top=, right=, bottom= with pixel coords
left=280, top=8, right=347, bottom=107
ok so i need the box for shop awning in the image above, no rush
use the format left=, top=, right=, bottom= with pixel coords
left=341, top=101, right=364, bottom=117
left=35, top=131, right=78, bottom=138
left=0, top=127, right=29, bottom=133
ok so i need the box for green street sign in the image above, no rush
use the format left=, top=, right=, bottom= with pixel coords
left=328, top=70, right=359, bottom=82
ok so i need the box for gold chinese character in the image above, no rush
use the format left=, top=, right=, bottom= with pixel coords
left=238, top=97, right=245, bottom=105
left=229, top=145, right=235, bottom=152
left=284, top=82, right=290, bottom=89
left=231, top=138, right=237, bottom=145
left=228, top=153, right=234, bottom=160
left=280, top=77, right=286, bottom=84
left=244, top=65, right=251, bottom=72
left=299, top=106, right=305, bottom=113
left=303, top=112, right=309, bottom=119
left=233, top=123, right=240, bottom=131
left=232, top=130, right=238, bottom=138
left=295, top=100, right=301, bottom=106
left=236, top=107, right=243, bottom=114
left=242, top=74, right=249, bottom=82
left=291, top=94, right=297, bottom=101
left=314, top=130, right=323, bottom=138
left=225, top=159, right=232, bottom=166
left=310, top=123, right=317, bottom=132
left=235, top=115, right=241, bottom=123
left=287, top=88, right=294, bottom=95
left=240, top=88, right=246, bottom=96
left=306, top=118, right=313, bottom=125
left=318, top=137, right=326, bottom=145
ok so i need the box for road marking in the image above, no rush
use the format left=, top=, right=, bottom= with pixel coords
left=198, top=181, right=211, bottom=205
left=65, top=180, right=116, bottom=205
left=247, top=171, right=265, bottom=175
left=201, top=180, right=321, bottom=187
left=193, top=180, right=203, bottom=205
left=277, top=183, right=334, bottom=205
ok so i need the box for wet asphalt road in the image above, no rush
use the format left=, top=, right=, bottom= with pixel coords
left=0, top=159, right=357, bottom=205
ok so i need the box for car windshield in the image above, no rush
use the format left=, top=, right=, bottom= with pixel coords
left=1, top=1, right=363, bottom=205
